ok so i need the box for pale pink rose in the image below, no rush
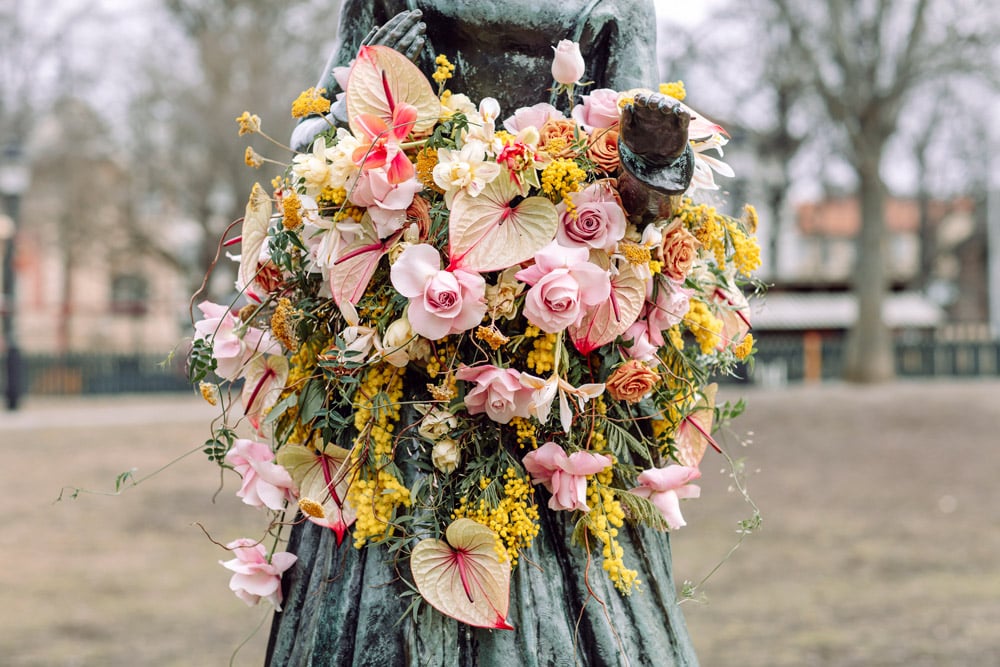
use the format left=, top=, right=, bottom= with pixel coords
left=712, top=283, right=752, bottom=350
left=502, top=102, right=563, bottom=134
left=522, top=441, right=612, bottom=512
left=571, top=88, right=621, bottom=130
left=456, top=364, right=533, bottom=424
left=645, top=276, right=693, bottom=346
left=516, top=242, right=611, bottom=333
left=225, top=439, right=296, bottom=511
left=347, top=168, right=423, bottom=238
left=551, top=40, right=585, bottom=85
left=555, top=182, right=627, bottom=251
left=390, top=244, right=487, bottom=340
left=629, top=465, right=701, bottom=530
left=622, top=320, right=658, bottom=362
left=220, top=539, right=297, bottom=610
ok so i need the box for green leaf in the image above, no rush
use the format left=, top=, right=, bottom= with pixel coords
left=298, top=379, right=325, bottom=423
left=264, top=392, right=298, bottom=425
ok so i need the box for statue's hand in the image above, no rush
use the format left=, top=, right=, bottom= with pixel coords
left=618, top=92, right=695, bottom=198
left=361, top=9, right=426, bottom=61
left=619, top=92, right=691, bottom=166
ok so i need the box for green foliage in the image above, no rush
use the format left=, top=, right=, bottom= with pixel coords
left=187, top=337, right=217, bottom=384
left=204, top=428, right=237, bottom=465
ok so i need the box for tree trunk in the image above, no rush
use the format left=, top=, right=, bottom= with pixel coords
left=842, top=156, right=895, bottom=382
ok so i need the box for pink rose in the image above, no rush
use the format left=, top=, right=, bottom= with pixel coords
left=502, top=102, right=563, bottom=134
left=347, top=168, right=423, bottom=239
left=571, top=88, right=621, bottom=130
left=225, top=439, right=296, bottom=511
left=456, top=364, right=533, bottom=424
left=622, top=320, right=658, bottom=362
left=390, top=244, right=487, bottom=340
left=219, top=538, right=297, bottom=610
left=515, top=242, right=611, bottom=333
left=522, top=441, right=612, bottom=512
left=555, top=181, right=627, bottom=251
left=551, top=40, right=585, bottom=85
left=645, top=275, right=693, bottom=346
left=629, top=465, right=701, bottom=530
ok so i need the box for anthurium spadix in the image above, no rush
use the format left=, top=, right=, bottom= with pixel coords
left=276, top=443, right=356, bottom=545
left=241, top=354, right=288, bottom=431
left=674, top=383, right=720, bottom=467
left=448, top=172, right=558, bottom=272
left=346, top=44, right=439, bottom=139
left=410, top=519, right=514, bottom=630
left=238, top=183, right=272, bottom=295
left=569, top=260, right=645, bottom=355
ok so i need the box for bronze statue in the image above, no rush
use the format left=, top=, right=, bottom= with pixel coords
left=267, top=3, right=699, bottom=665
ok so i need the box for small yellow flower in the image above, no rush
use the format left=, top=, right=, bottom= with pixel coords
left=244, top=146, right=263, bottom=168
left=658, top=80, right=686, bottom=101
left=432, top=53, right=456, bottom=85
left=281, top=191, right=302, bottom=230
left=235, top=111, right=260, bottom=136
left=291, top=87, right=331, bottom=118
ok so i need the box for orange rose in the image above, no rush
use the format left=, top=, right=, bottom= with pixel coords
left=539, top=118, right=586, bottom=159
left=661, top=219, right=701, bottom=281
left=606, top=360, right=660, bottom=403
left=587, top=127, right=620, bottom=174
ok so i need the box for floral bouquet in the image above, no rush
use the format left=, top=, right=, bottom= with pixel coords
left=195, top=42, right=760, bottom=629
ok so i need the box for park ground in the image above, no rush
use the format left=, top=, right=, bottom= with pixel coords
left=1, top=380, right=998, bottom=666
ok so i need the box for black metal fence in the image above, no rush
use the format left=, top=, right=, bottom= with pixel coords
left=7, top=352, right=191, bottom=396
left=2, top=336, right=999, bottom=397
left=739, top=334, right=1000, bottom=384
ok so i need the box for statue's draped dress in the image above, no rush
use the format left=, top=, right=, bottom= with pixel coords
left=266, top=1, right=699, bottom=664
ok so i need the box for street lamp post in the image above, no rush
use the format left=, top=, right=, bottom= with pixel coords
left=0, top=143, right=30, bottom=411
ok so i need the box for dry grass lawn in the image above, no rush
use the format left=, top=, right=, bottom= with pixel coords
left=1, top=381, right=998, bottom=666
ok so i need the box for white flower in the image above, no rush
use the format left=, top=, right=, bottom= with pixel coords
left=291, top=138, right=339, bottom=197
left=431, top=437, right=460, bottom=474
left=432, top=140, right=502, bottom=207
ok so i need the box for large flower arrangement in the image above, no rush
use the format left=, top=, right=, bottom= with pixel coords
left=193, top=43, right=761, bottom=629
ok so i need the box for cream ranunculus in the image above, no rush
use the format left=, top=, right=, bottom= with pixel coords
left=418, top=407, right=458, bottom=441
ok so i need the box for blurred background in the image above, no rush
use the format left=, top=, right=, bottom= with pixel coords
left=0, top=0, right=998, bottom=665
left=1, top=0, right=998, bottom=396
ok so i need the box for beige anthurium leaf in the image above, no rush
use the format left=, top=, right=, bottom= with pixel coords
left=410, top=518, right=514, bottom=630
left=239, top=183, right=272, bottom=292
left=569, top=261, right=645, bottom=355
left=329, top=215, right=401, bottom=309
left=674, top=383, right=718, bottom=467
left=276, top=443, right=356, bottom=545
left=241, top=354, right=289, bottom=430
left=346, top=44, right=439, bottom=136
left=448, top=174, right=558, bottom=272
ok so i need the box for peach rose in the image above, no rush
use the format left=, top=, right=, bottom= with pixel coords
left=661, top=219, right=701, bottom=281
left=587, top=128, right=620, bottom=174
left=539, top=118, right=586, bottom=159
left=606, top=360, right=660, bottom=403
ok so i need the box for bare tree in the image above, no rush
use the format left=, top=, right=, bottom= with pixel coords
left=125, top=0, right=336, bottom=299
left=764, top=0, right=999, bottom=381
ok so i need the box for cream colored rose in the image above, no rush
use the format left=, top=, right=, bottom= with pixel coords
left=485, top=267, right=525, bottom=320
left=606, top=360, right=660, bottom=403
left=418, top=407, right=458, bottom=441
left=661, top=219, right=701, bottom=281
left=432, top=437, right=460, bottom=474
left=381, top=317, right=414, bottom=367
